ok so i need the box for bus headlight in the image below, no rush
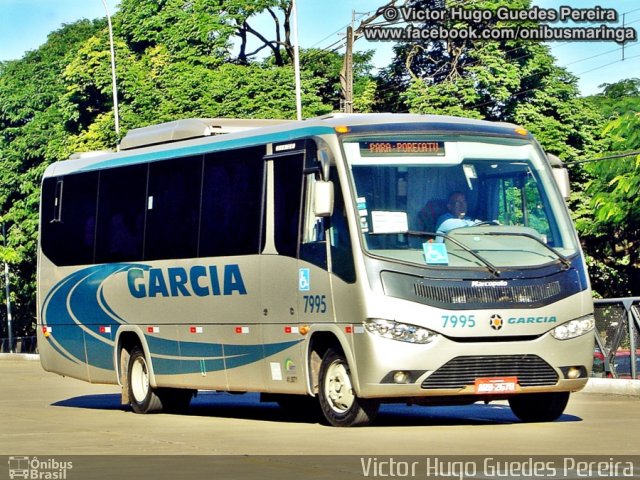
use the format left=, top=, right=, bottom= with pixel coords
left=551, top=315, right=595, bottom=340
left=364, top=319, right=438, bottom=344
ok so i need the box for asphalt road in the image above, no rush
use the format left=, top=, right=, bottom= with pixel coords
left=1, top=357, right=639, bottom=459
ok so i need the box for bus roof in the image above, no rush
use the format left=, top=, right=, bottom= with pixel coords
left=43, top=113, right=529, bottom=178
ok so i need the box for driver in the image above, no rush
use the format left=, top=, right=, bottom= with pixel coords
left=435, top=191, right=479, bottom=238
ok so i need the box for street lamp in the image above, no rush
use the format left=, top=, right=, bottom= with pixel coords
left=101, top=0, right=120, bottom=143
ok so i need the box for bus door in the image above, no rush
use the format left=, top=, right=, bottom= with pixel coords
left=260, top=141, right=332, bottom=394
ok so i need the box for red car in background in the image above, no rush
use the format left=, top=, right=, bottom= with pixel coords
left=593, top=349, right=640, bottom=379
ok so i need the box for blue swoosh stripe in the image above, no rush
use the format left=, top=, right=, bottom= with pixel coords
left=43, top=264, right=147, bottom=367
left=44, top=264, right=304, bottom=376
left=146, top=335, right=301, bottom=374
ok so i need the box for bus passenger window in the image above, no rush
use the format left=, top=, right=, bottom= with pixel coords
left=40, top=172, right=99, bottom=266
left=273, top=155, right=304, bottom=259
left=329, top=168, right=355, bottom=284
left=300, top=173, right=328, bottom=270
left=95, top=164, right=147, bottom=263
left=145, top=156, right=202, bottom=261
left=200, top=147, right=264, bottom=257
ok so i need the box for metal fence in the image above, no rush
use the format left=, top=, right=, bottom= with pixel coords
left=0, top=336, right=37, bottom=354
left=593, top=297, right=640, bottom=379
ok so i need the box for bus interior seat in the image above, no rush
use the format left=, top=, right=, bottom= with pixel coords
left=417, top=199, right=447, bottom=233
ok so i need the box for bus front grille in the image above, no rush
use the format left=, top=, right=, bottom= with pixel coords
left=421, top=355, right=558, bottom=389
left=413, top=282, right=562, bottom=306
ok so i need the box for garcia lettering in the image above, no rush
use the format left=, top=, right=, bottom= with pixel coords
left=507, top=316, right=557, bottom=324
left=128, top=264, right=247, bottom=298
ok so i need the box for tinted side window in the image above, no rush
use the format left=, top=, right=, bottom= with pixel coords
left=200, top=147, right=265, bottom=257
left=95, top=164, right=148, bottom=263
left=274, top=155, right=304, bottom=258
left=40, top=173, right=99, bottom=266
left=299, top=174, right=328, bottom=270
left=145, top=157, right=202, bottom=261
left=329, top=168, right=356, bottom=283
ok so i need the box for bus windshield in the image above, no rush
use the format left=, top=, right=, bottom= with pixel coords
left=342, top=134, right=579, bottom=270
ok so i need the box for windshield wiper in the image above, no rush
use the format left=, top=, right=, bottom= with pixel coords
left=406, top=231, right=501, bottom=277
left=480, top=231, right=572, bottom=269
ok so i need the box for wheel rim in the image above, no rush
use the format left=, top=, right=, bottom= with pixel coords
left=131, top=355, right=150, bottom=403
left=324, top=359, right=355, bottom=413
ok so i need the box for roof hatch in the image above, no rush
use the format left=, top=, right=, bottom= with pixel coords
left=119, top=118, right=292, bottom=150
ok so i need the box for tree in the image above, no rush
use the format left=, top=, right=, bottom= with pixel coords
left=0, top=20, right=105, bottom=337
left=574, top=80, right=640, bottom=296
left=589, top=78, right=640, bottom=120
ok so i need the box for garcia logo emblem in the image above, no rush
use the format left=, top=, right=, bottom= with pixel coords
left=489, top=314, right=503, bottom=331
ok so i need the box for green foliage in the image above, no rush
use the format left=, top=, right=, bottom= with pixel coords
left=0, top=20, right=105, bottom=335
left=297, top=49, right=375, bottom=112
left=588, top=78, right=640, bottom=119
left=117, top=0, right=236, bottom=64
left=572, top=80, right=640, bottom=296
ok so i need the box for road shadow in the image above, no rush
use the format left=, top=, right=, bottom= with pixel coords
left=52, top=391, right=582, bottom=426
left=53, top=393, right=124, bottom=411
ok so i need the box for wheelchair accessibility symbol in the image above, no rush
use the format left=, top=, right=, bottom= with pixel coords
left=299, top=268, right=310, bottom=291
left=423, top=243, right=449, bottom=265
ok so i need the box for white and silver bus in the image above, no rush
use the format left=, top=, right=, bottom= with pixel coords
left=37, top=114, right=595, bottom=427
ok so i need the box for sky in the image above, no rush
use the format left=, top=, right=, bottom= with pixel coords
left=0, top=0, right=639, bottom=97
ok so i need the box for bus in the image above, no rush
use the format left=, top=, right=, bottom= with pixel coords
left=37, top=114, right=595, bottom=427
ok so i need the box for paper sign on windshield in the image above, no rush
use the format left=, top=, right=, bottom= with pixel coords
left=371, top=211, right=408, bottom=234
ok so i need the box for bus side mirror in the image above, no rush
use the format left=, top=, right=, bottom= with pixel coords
left=548, top=154, right=570, bottom=200
left=553, top=167, right=570, bottom=200
left=314, top=181, right=334, bottom=217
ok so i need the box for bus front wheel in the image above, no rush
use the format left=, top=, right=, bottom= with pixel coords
left=318, top=348, right=379, bottom=427
left=508, top=392, right=570, bottom=422
left=127, top=346, right=163, bottom=414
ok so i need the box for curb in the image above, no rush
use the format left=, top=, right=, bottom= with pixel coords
left=582, top=377, right=640, bottom=397
left=0, top=353, right=40, bottom=361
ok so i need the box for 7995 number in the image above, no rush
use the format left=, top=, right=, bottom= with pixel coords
left=441, top=314, right=476, bottom=328
left=303, top=295, right=327, bottom=314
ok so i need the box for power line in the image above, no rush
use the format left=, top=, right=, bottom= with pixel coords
left=310, top=23, right=352, bottom=49
left=575, top=43, right=640, bottom=76
left=566, top=150, right=640, bottom=165
left=305, top=0, right=640, bottom=109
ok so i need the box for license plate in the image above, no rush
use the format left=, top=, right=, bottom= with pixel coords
left=474, top=377, right=518, bottom=394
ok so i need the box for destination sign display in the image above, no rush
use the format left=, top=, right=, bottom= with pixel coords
left=360, top=141, right=445, bottom=156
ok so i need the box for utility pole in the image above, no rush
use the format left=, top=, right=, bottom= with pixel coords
left=2, top=223, right=13, bottom=354
left=340, top=24, right=354, bottom=113
left=340, top=6, right=392, bottom=112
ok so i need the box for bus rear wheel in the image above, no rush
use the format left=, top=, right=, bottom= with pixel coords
left=508, top=392, right=570, bottom=422
left=127, top=346, right=163, bottom=414
left=318, top=348, right=379, bottom=427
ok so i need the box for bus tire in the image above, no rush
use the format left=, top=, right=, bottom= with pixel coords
left=318, top=348, right=379, bottom=427
left=127, top=346, right=163, bottom=414
left=508, top=392, right=570, bottom=422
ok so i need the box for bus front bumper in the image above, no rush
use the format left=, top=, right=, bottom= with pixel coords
left=350, top=328, right=594, bottom=399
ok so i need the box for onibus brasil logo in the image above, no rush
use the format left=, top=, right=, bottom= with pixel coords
left=8, top=457, right=72, bottom=480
